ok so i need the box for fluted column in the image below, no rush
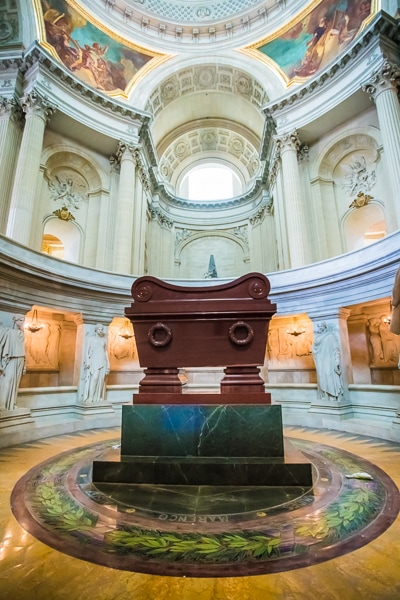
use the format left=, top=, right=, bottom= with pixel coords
left=275, top=131, right=308, bottom=268
left=112, top=142, right=137, bottom=273
left=0, top=98, right=22, bottom=234
left=6, top=91, right=55, bottom=245
left=363, top=60, right=400, bottom=226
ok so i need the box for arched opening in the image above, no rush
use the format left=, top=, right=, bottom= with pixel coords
left=178, top=163, right=243, bottom=201
left=343, top=204, right=386, bottom=252
left=41, top=234, right=65, bottom=259
left=42, top=218, right=81, bottom=263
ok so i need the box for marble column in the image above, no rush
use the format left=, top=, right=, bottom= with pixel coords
left=274, top=131, right=308, bottom=268
left=132, top=157, right=146, bottom=276
left=0, top=98, right=22, bottom=234
left=309, top=308, right=353, bottom=417
left=112, top=142, right=137, bottom=273
left=6, top=91, right=55, bottom=245
left=95, top=187, right=111, bottom=270
left=362, top=60, right=400, bottom=227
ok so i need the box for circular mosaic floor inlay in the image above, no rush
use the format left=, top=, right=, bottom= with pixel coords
left=11, top=438, right=399, bottom=577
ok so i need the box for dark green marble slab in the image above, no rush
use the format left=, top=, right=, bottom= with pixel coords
left=92, top=457, right=313, bottom=486
left=120, top=404, right=284, bottom=458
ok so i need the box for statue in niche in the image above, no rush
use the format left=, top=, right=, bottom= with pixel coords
left=312, top=321, right=344, bottom=401
left=390, top=265, right=400, bottom=368
left=367, top=318, right=384, bottom=363
left=0, top=314, right=26, bottom=411
left=81, top=324, right=110, bottom=403
left=379, top=317, right=398, bottom=363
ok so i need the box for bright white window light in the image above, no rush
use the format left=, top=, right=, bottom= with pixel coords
left=181, top=164, right=241, bottom=201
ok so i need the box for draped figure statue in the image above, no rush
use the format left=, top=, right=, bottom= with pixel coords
left=312, top=321, right=344, bottom=401
left=0, top=314, right=26, bottom=411
left=81, top=324, right=110, bottom=402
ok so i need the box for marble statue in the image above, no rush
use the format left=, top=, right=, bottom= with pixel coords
left=390, top=266, right=400, bottom=368
left=312, top=321, right=344, bottom=401
left=0, top=314, right=26, bottom=411
left=81, top=324, right=110, bottom=403
left=367, top=318, right=384, bottom=363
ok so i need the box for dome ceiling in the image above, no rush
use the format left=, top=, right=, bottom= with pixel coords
left=74, top=0, right=311, bottom=50
left=38, top=0, right=376, bottom=200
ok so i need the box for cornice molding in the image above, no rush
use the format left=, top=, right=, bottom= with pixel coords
left=262, top=11, right=400, bottom=118
left=20, top=43, right=151, bottom=126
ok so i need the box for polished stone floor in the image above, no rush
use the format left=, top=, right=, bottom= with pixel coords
left=1, top=426, right=400, bottom=599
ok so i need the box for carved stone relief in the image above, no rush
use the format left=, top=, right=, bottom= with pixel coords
left=108, top=318, right=138, bottom=371
left=146, top=66, right=268, bottom=117
left=25, top=322, right=61, bottom=370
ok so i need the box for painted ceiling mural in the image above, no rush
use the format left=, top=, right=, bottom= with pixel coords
left=39, top=0, right=157, bottom=94
left=256, top=0, right=373, bottom=81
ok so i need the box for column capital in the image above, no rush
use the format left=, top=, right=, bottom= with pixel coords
left=362, top=59, right=400, bottom=101
left=21, top=89, right=56, bottom=122
left=274, top=130, right=301, bottom=153
left=0, top=96, right=15, bottom=117
left=115, top=140, right=140, bottom=163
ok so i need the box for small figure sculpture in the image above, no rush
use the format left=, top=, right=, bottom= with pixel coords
left=367, top=318, right=384, bottom=363
left=312, top=321, right=344, bottom=401
left=81, top=324, right=110, bottom=403
left=390, top=266, right=400, bottom=368
left=0, top=314, right=26, bottom=411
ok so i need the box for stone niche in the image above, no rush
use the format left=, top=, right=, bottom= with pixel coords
left=93, top=273, right=313, bottom=487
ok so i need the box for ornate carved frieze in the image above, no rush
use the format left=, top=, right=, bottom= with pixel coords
left=146, top=65, right=267, bottom=116
left=249, top=197, right=273, bottom=225
left=159, top=126, right=261, bottom=183
left=150, top=206, right=173, bottom=230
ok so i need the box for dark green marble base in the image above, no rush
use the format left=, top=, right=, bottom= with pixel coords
left=92, top=404, right=313, bottom=487
left=92, top=456, right=313, bottom=486
left=120, top=404, right=284, bottom=458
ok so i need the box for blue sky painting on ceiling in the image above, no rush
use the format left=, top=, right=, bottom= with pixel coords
left=40, top=0, right=154, bottom=94
left=257, top=0, right=372, bottom=80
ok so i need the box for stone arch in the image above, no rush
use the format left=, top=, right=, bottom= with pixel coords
left=175, top=230, right=249, bottom=279
left=341, top=200, right=386, bottom=252
left=41, top=214, right=84, bottom=263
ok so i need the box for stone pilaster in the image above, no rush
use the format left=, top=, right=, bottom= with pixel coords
left=0, top=97, right=22, bottom=233
left=362, top=60, right=400, bottom=226
left=112, top=141, right=137, bottom=273
left=6, top=90, right=55, bottom=245
left=274, top=131, right=308, bottom=268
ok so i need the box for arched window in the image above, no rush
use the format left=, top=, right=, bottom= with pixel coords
left=42, top=218, right=81, bottom=263
left=179, top=163, right=242, bottom=201
left=344, top=203, right=386, bottom=252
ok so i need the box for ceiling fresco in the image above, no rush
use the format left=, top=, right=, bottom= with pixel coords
left=39, top=0, right=164, bottom=95
left=254, top=0, right=374, bottom=81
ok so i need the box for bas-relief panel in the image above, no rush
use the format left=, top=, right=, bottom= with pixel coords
left=107, top=318, right=139, bottom=383
left=267, top=318, right=316, bottom=383
left=256, top=0, right=373, bottom=81
left=39, top=0, right=155, bottom=94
